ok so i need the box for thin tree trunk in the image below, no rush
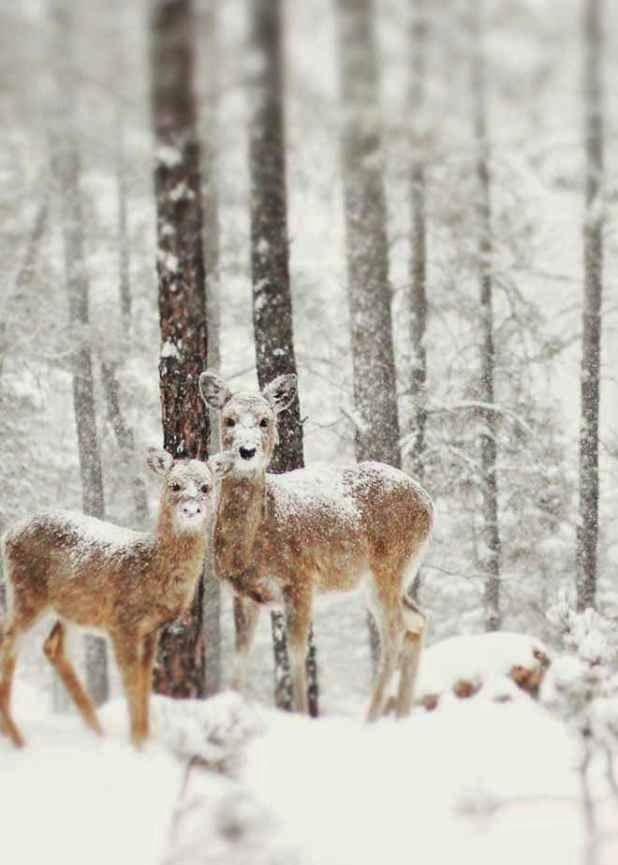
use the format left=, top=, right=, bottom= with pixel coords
left=200, top=0, right=222, bottom=698
left=0, top=196, right=48, bottom=381
left=409, top=0, right=428, bottom=483
left=98, top=99, right=150, bottom=528
left=577, top=0, right=604, bottom=612
left=336, top=0, right=402, bottom=667
left=470, top=0, right=501, bottom=632
left=248, top=0, right=318, bottom=716
left=408, top=0, right=429, bottom=601
left=150, top=0, right=210, bottom=697
left=53, top=2, right=108, bottom=704
left=116, top=112, right=132, bottom=327
left=100, top=361, right=149, bottom=524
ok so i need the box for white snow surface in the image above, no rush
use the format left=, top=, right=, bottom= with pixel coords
left=4, top=677, right=617, bottom=865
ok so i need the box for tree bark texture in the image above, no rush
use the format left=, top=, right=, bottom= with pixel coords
left=577, top=0, right=604, bottom=612
left=248, top=0, right=318, bottom=716
left=150, top=0, right=209, bottom=697
left=470, top=0, right=501, bottom=632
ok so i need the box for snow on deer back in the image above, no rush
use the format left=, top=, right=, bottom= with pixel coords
left=200, top=370, right=435, bottom=721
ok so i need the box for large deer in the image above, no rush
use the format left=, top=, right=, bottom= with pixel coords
left=0, top=448, right=231, bottom=748
left=199, top=371, right=434, bottom=720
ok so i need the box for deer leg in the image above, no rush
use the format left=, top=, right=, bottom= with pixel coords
left=113, top=636, right=144, bottom=748
left=0, top=623, right=25, bottom=747
left=137, top=631, right=158, bottom=743
left=44, top=621, right=103, bottom=736
left=366, top=577, right=404, bottom=723
left=284, top=589, right=312, bottom=715
left=396, top=599, right=426, bottom=718
left=231, top=595, right=260, bottom=691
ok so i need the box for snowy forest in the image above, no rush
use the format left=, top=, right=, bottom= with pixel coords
left=1, top=0, right=618, bottom=862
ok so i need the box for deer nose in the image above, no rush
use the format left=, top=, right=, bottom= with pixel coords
left=239, top=446, right=257, bottom=461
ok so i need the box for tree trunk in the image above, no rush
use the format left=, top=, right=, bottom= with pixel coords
left=408, top=0, right=429, bottom=602
left=53, top=2, right=108, bottom=704
left=150, top=0, right=210, bottom=697
left=200, top=0, right=222, bottom=698
left=409, top=0, right=428, bottom=484
left=248, top=0, right=318, bottom=716
left=336, top=0, right=401, bottom=667
left=470, top=0, right=501, bottom=631
left=335, top=0, right=401, bottom=469
left=97, top=99, right=150, bottom=528
left=100, top=361, right=149, bottom=525
left=577, top=0, right=604, bottom=612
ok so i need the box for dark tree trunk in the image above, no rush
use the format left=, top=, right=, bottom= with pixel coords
left=577, top=0, right=604, bottom=612
left=336, top=0, right=401, bottom=667
left=53, top=2, right=108, bottom=704
left=248, top=0, right=318, bottom=716
left=335, top=0, right=401, bottom=469
left=200, top=0, right=222, bottom=698
left=150, top=0, right=209, bottom=697
left=470, top=1, right=501, bottom=632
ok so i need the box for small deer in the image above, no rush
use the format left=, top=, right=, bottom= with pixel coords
left=199, top=371, right=434, bottom=720
left=0, top=448, right=231, bottom=748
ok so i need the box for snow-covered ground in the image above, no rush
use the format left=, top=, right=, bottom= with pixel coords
left=3, top=674, right=618, bottom=865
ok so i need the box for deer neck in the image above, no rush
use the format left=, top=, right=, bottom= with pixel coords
left=154, top=505, right=207, bottom=580
left=215, top=471, right=267, bottom=577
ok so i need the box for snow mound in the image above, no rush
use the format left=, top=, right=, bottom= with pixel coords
left=417, top=632, right=551, bottom=707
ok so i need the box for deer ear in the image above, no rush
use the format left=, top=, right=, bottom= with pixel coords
left=199, top=371, right=232, bottom=410
left=208, top=451, right=236, bottom=480
left=147, top=447, right=174, bottom=477
left=262, top=374, right=297, bottom=414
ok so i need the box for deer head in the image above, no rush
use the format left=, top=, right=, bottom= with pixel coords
left=199, top=371, right=297, bottom=475
left=147, top=448, right=233, bottom=532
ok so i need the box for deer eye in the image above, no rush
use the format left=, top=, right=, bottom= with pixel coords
left=170, top=482, right=182, bottom=492
left=260, top=418, right=269, bottom=428
left=225, top=418, right=236, bottom=428
left=200, top=483, right=210, bottom=494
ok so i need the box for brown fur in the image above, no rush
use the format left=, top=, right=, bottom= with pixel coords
left=0, top=452, right=222, bottom=748
left=200, top=371, right=434, bottom=720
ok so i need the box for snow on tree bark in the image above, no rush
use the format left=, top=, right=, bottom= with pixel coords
left=248, top=0, right=318, bottom=716
left=52, top=1, right=108, bottom=705
left=470, top=0, right=501, bottom=632
left=335, top=0, right=402, bottom=469
left=150, top=0, right=210, bottom=698
left=577, top=0, right=604, bottom=612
